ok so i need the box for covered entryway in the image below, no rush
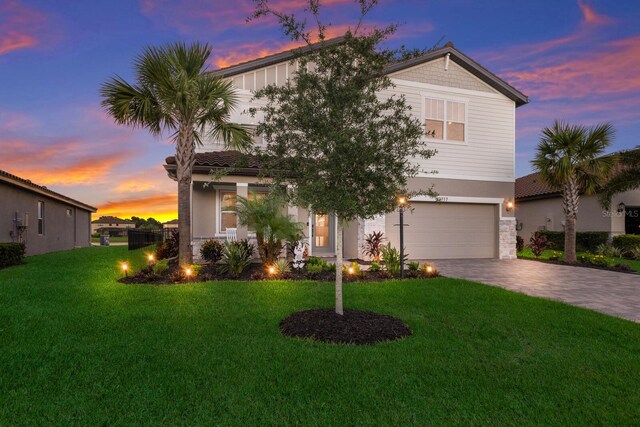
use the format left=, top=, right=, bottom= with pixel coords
left=386, top=202, right=498, bottom=259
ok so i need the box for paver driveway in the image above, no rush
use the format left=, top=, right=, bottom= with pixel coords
left=434, top=259, right=640, bottom=323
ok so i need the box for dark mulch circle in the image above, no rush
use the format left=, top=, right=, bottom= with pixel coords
left=279, top=308, right=412, bottom=345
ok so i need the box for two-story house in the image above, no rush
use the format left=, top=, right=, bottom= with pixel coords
left=91, top=216, right=135, bottom=235
left=164, top=39, right=528, bottom=261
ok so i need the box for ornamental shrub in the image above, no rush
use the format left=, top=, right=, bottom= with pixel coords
left=200, top=239, right=224, bottom=264
left=612, top=235, right=640, bottom=258
left=516, top=235, right=524, bottom=252
left=529, top=233, right=549, bottom=258
left=534, top=231, right=608, bottom=252
left=0, top=242, right=26, bottom=269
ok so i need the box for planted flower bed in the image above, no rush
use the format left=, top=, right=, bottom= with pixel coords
left=118, top=237, right=439, bottom=285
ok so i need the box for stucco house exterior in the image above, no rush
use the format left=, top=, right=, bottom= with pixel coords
left=91, top=216, right=135, bottom=235
left=515, top=171, right=640, bottom=239
left=1, top=169, right=96, bottom=256
left=164, top=39, right=529, bottom=261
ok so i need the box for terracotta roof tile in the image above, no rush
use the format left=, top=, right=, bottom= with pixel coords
left=515, top=172, right=559, bottom=200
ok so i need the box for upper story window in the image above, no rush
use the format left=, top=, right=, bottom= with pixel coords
left=37, top=201, right=45, bottom=235
left=424, top=97, right=466, bottom=143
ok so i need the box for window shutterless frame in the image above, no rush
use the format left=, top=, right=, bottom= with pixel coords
left=37, top=201, right=45, bottom=235
left=421, top=94, right=469, bottom=144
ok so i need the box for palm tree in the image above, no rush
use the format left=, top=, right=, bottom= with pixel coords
left=235, top=192, right=302, bottom=265
left=599, top=147, right=640, bottom=208
left=101, top=42, right=252, bottom=265
left=532, top=120, right=615, bottom=263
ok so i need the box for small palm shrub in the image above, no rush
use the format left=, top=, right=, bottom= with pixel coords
left=200, top=239, right=225, bottom=264
left=529, top=232, right=550, bottom=258
left=630, top=246, right=640, bottom=261
left=408, top=261, right=419, bottom=271
left=363, top=231, right=385, bottom=261
left=380, top=243, right=407, bottom=276
left=306, top=257, right=328, bottom=270
left=219, top=241, right=253, bottom=277
left=596, top=243, right=622, bottom=258
left=306, top=264, right=324, bottom=274
left=274, top=258, right=291, bottom=275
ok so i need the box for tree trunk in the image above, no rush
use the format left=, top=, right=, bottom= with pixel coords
left=335, top=218, right=344, bottom=315
left=175, top=123, right=195, bottom=266
left=562, top=176, right=579, bottom=264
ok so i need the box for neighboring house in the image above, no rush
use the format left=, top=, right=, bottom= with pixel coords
left=515, top=172, right=640, bottom=239
left=163, top=219, right=179, bottom=229
left=0, top=169, right=96, bottom=256
left=91, top=216, right=135, bottom=236
left=164, top=39, right=529, bottom=260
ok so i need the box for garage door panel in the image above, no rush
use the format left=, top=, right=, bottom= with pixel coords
left=386, top=203, right=497, bottom=259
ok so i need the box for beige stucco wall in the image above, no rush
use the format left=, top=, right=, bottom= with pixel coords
left=516, top=190, right=640, bottom=239
left=1, top=182, right=93, bottom=256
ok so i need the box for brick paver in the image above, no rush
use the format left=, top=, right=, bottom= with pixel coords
left=432, top=258, right=640, bottom=323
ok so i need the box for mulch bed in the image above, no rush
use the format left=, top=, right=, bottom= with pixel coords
left=279, top=308, right=412, bottom=345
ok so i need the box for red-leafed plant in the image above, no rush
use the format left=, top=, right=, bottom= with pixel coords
left=363, top=231, right=385, bottom=261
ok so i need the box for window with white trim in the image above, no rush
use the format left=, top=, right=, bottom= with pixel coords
left=219, top=191, right=237, bottom=232
left=424, top=97, right=466, bottom=142
left=218, top=190, right=269, bottom=233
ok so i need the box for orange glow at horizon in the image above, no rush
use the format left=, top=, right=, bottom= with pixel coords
left=95, top=194, right=178, bottom=223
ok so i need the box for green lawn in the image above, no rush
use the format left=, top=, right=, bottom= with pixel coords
left=518, top=247, right=640, bottom=272
left=1, top=247, right=639, bottom=425
left=91, top=236, right=128, bottom=243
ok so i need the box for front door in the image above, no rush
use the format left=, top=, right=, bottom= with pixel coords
left=312, top=213, right=335, bottom=254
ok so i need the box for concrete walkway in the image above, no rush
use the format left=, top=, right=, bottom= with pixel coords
left=433, top=258, right=640, bottom=323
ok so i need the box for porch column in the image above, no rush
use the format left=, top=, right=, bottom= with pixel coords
left=236, top=183, right=248, bottom=240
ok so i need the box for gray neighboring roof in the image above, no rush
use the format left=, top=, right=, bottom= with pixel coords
left=91, top=216, right=135, bottom=225
left=0, top=169, right=97, bottom=212
left=212, top=38, right=529, bottom=107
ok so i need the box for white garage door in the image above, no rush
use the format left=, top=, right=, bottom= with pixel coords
left=386, top=202, right=497, bottom=259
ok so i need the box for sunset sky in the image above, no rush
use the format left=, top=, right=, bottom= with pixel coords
left=1, top=0, right=639, bottom=222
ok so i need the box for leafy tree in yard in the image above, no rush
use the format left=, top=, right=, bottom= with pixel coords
left=599, top=146, right=640, bottom=208
left=101, top=42, right=252, bottom=266
left=250, top=0, right=436, bottom=314
left=532, top=120, right=615, bottom=263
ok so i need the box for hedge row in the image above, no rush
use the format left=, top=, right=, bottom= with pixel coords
left=532, top=231, right=609, bottom=253
left=0, top=242, right=26, bottom=269
left=612, top=235, right=640, bottom=256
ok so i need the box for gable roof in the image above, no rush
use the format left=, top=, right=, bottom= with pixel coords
left=92, top=216, right=134, bottom=225
left=212, top=38, right=529, bottom=107
left=0, top=169, right=97, bottom=212
left=385, top=42, right=529, bottom=107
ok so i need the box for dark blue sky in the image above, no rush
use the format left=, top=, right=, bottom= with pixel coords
left=1, top=0, right=638, bottom=220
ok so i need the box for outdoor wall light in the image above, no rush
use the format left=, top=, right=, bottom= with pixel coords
left=506, top=200, right=514, bottom=212
left=617, top=202, right=626, bottom=213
